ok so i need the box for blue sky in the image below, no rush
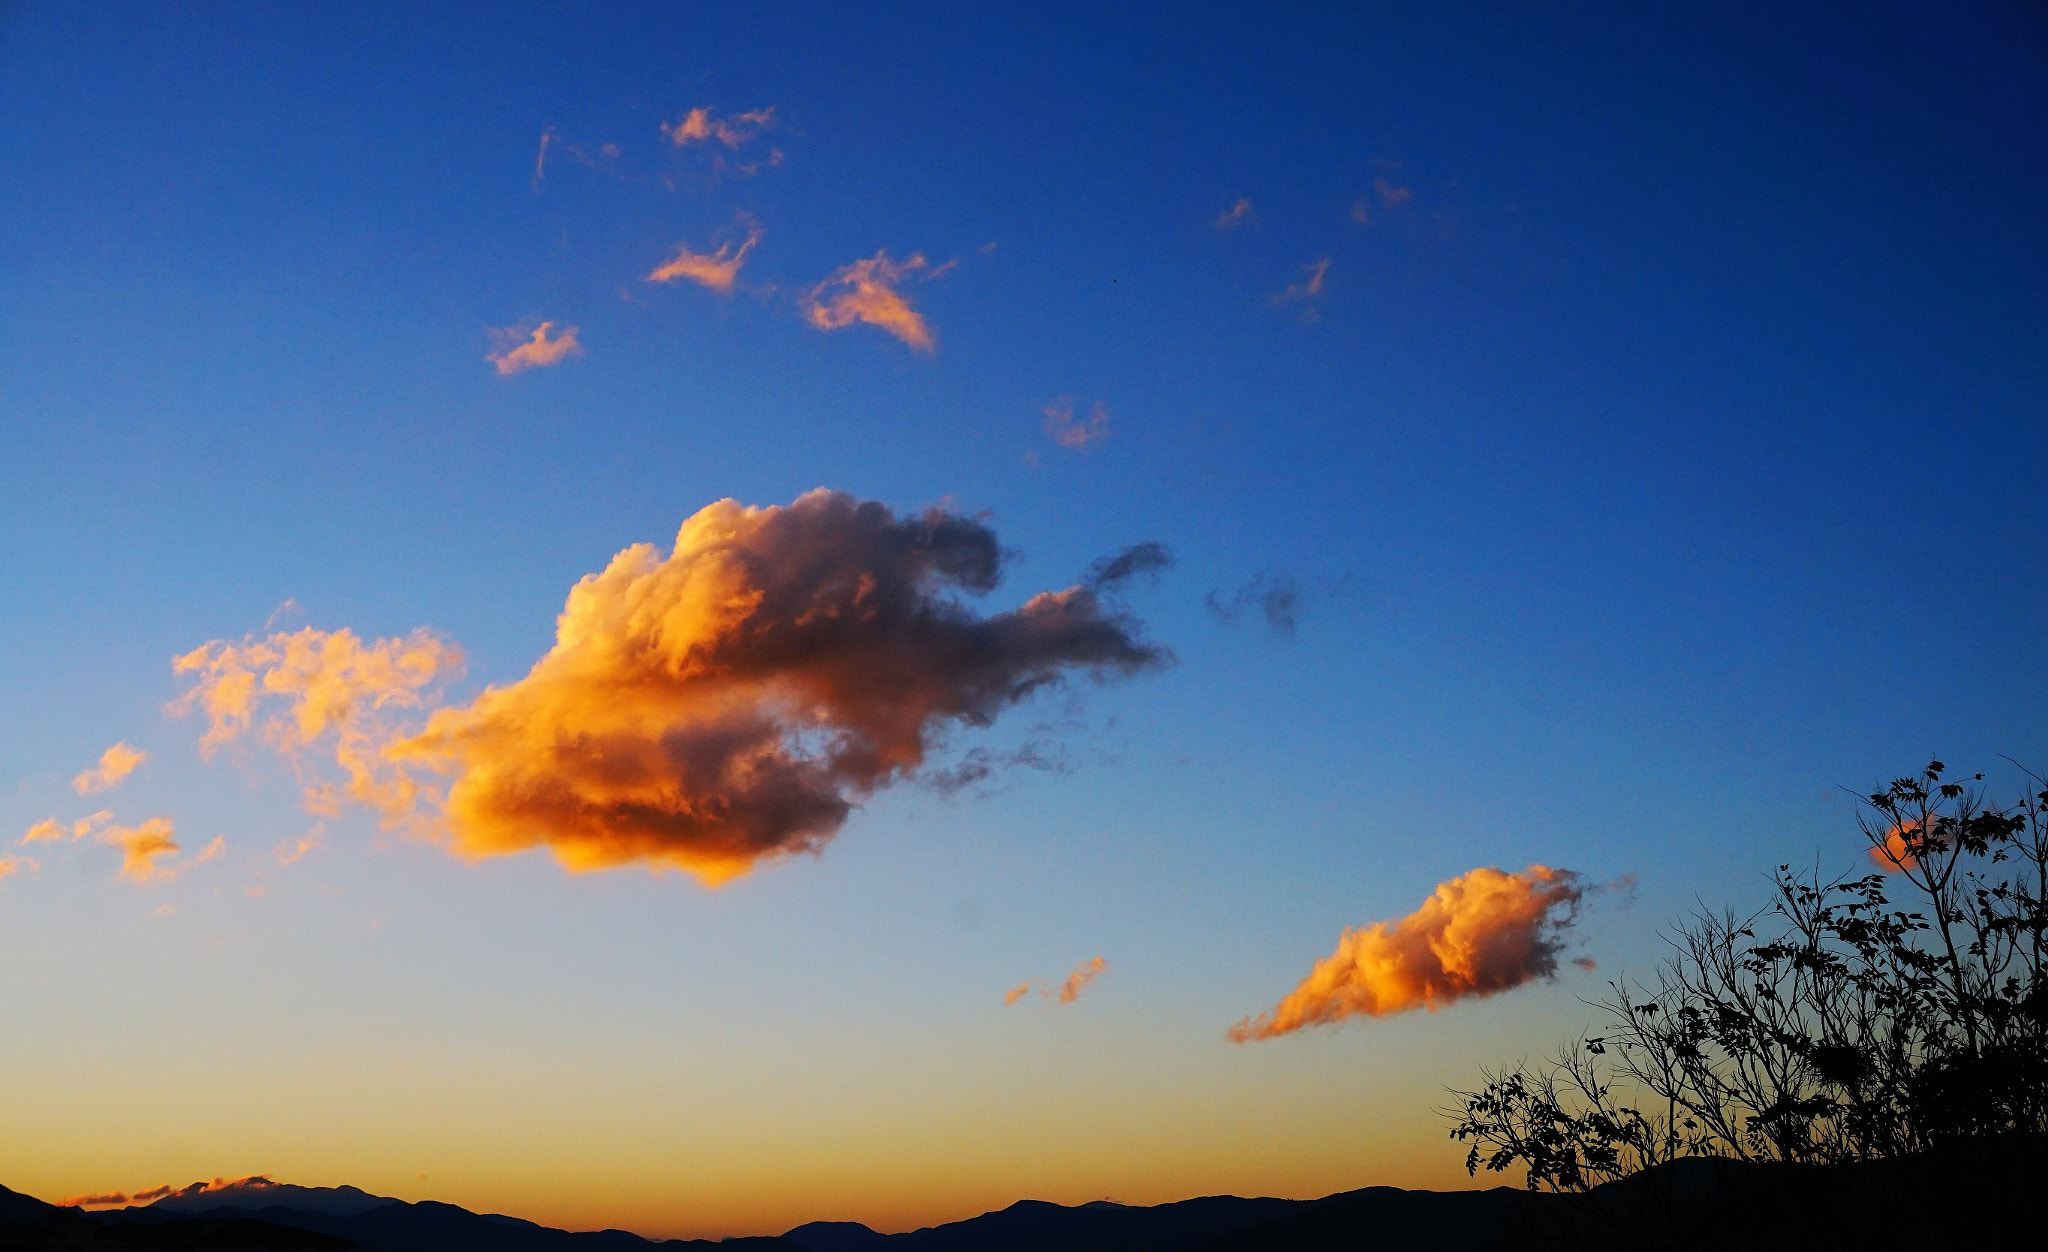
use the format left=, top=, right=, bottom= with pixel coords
left=2, top=0, right=2044, bottom=1237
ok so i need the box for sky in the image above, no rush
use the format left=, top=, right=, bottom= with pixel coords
left=2, top=0, right=2045, bottom=1239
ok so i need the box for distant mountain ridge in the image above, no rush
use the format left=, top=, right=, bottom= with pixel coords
left=148, top=1178, right=400, bottom=1217
left=0, top=1177, right=1529, bottom=1252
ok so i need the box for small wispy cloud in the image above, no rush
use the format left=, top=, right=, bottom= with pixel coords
left=662, top=106, right=777, bottom=150
left=21, top=811, right=214, bottom=884
left=803, top=251, right=940, bottom=352
left=1271, top=258, right=1330, bottom=306
left=1351, top=170, right=1414, bottom=224
left=1205, top=571, right=1304, bottom=636
left=73, top=742, right=148, bottom=795
left=646, top=216, right=764, bottom=294
left=0, top=855, right=34, bottom=882
left=1214, top=198, right=1255, bottom=229
left=487, top=322, right=583, bottom=375
left=1005, top=956, right=1111, bottom=1006
left=23, top=811, right=114, bottom=844
left=532, top=126, right=555, bottom=191
left=1042, top=396, right=1111, bottom=449
left=107, top=816, right=181, bottom=883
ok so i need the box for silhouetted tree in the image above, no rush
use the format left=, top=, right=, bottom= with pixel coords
left=1447, top=760, right=2048, bottom=1248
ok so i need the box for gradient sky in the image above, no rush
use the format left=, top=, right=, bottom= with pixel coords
left=3, top=0, right=2045, bottom=1239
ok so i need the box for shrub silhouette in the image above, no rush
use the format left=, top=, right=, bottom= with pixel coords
left=1447, top=760, right=2048, bottom=1248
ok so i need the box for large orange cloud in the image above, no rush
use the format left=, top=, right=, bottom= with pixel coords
left=803, top=252, right=938, bottom=352
left=175, top=492, right=1167, bottom=884
left=1228, top=865, right=1583, bottom=1041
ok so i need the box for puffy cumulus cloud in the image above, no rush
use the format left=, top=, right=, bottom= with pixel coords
left=73, top=741, right=148, bottom=794
left=663, top=106, right=776, bottom=149
left=648, top=217, right=763, bottom=294
left=487, top=322, right=583, bottom=375
left=1214, top=198, right=1255, bottom=229
left=1043, top=396, right=1111, bottom=450
left=1228, top=865, right=1584, bottom=1042
left=386, top=491, right=1166, bottom=883
left=803, top=251, right=939, bottom=352
left=171, top=625, right=462, bottom=822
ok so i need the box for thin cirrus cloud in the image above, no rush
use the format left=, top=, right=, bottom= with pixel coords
left=486, top=322, right=583, bottom=375
left=1350, top=173, right=1414, bottom=224
left=1004, top=956, right=1111, bottom=1006
left=1214, top=198, right=1255, bottom=229
left=73, top=741, right=148, bottom=794
left=662, top=105, right=776, bottom=149
left=1271, top=258, right=1330, bottom=306
left=174, top=490, right=1170, bottom=885
left=647, top=216, right=764, bottom=294
left=1042, top=397, right=1111, bottom=449
left=1227, top=865, right=1584, bottom=1041
left=803, top=251, right=941, bottom=352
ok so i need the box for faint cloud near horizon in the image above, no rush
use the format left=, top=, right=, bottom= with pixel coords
left=487, top=322, right=582, bottom=375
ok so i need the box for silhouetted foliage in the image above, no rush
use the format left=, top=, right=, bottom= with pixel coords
left=1446, top=759, right=2048, bottom=1248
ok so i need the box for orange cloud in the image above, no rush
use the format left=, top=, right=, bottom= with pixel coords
left=0, top=855, right=33, bottom=882
left=1228, top=865, right=1584, bottom=1041
left=1272, top=258, right=1330, bottom=305
left=487, top=322, right=583, bottom=375
left=1043, top=397, right=1111, bottom=449
left=23, top=811, right=113, bottom=844
left=57, top=1191, right=135, bottom=1209
left=177, top=493, right=1167, bottom=886
left=1214, top=198, right=1255, bottom=229
left=73, top=741, right=148, bottom=795
left=647, top=217, right=763, bottom=293
left=1058, top=956, right=1108, bottom=1003
left=662, top=106, right=776, bottom=149
left=170, top=625, right=462, bottom=822
left=803, top=252, right=938, bottom=352
left=1004, top=957, right=1110, bottom=1006
left=387, top=492, right=1165, bottom=882
left=105, top=817, right=180, bottom=883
